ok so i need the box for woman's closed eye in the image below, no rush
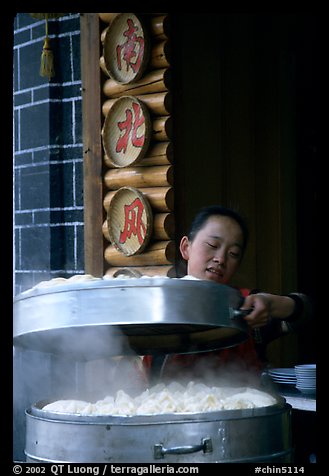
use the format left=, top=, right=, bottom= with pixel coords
left=229, top=250, right=241, bottom=259
left=206, top=242, right=217, bottom=249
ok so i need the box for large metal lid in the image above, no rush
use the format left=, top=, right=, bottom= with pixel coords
left=13, top=277, right=249, bottom=360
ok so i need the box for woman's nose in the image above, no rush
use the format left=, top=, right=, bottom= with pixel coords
left=213, top=251, right=226, bottom=266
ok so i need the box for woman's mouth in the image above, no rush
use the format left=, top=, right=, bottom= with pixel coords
left=206, top=267, right=224, bottom=281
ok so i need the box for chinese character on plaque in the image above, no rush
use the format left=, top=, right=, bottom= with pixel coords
left=103, top=13, right=150, bottom=84
left=102, top=96, right=151, bottom=167
left=107, top=187, right=153, bottom=256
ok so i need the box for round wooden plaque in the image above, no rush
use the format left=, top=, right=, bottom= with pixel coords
left=103, top=13, right=150, bottom=84
left=102, top=96, right=151, bottom=168
left=107, top=187, right=153, bottom=256
left=112, top=268, right=143, bottom=278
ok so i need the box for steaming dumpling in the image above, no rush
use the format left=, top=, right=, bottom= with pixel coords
left=96, top=395, right=115, bottom=405
left=34, top=277, right=68, bottom=288
left=32, top=274, right=102, bottom=291
left=153, top=390, right=177, bottom=413
left=93, top=402, right=115, bottom=415
left=113, top=390, right=137, bottom=416
left=43, top=399, right=89, bottom=414
left=79, top=403, right=95, bottom=415
left=221, top=388, right=277, bottom=410
left=67, top=274, right=101, bottom=282
left=41, top=383, right=277, bottom=416
left=137, top=399, right=163, bottom=415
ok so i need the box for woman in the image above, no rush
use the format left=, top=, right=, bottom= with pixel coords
left=144, top=205, right=312, bottom=382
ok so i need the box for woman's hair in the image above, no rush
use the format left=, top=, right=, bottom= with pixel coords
left=187, top=205, right=249, bottom=257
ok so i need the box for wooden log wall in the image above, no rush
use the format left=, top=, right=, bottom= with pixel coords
left=98, top=13, right=176, bottom=278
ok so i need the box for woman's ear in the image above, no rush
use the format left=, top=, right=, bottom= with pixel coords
left=179, top=236, right=190, bottom=260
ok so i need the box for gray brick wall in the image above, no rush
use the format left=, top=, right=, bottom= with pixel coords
left=13, top=13, right=84, bottom=295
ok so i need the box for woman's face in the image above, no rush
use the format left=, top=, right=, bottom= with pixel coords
left=180, top=215, right=244, bottom=284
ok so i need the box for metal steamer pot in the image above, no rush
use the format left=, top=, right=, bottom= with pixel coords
left=13, top=277, right=293, bottom=463
left=13, top=277, right=251, bottom=358
left=25, top=397, right=292, bottom=463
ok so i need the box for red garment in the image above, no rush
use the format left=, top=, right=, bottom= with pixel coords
left=143, top=287, right=262, bottom=381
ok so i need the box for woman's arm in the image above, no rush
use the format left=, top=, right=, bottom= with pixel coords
left=241, top=293, right=293, bottom=328
left=241, top=292, right=313, bottom=346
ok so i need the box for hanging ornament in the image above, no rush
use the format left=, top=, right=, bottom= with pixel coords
left=29, top=13, right=64, bottom=80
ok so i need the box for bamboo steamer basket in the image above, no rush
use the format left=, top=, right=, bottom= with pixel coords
left=103, top=13, right=150, bottom=84
left=102, top=96, right=151, bottom=167
left=107, top=187, right=153, bottom=256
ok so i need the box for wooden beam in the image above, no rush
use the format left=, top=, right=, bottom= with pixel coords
left=80, top=13, right=105, bottom=276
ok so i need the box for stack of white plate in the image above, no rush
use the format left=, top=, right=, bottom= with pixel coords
left=268, top=368, right=296, bottom=387
left=295, top=364, right=316, bottom=395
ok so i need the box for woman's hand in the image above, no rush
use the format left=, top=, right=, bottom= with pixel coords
left=240, top=293, right=272, bottom=328
left=240, top=293, right=296, bottom=328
